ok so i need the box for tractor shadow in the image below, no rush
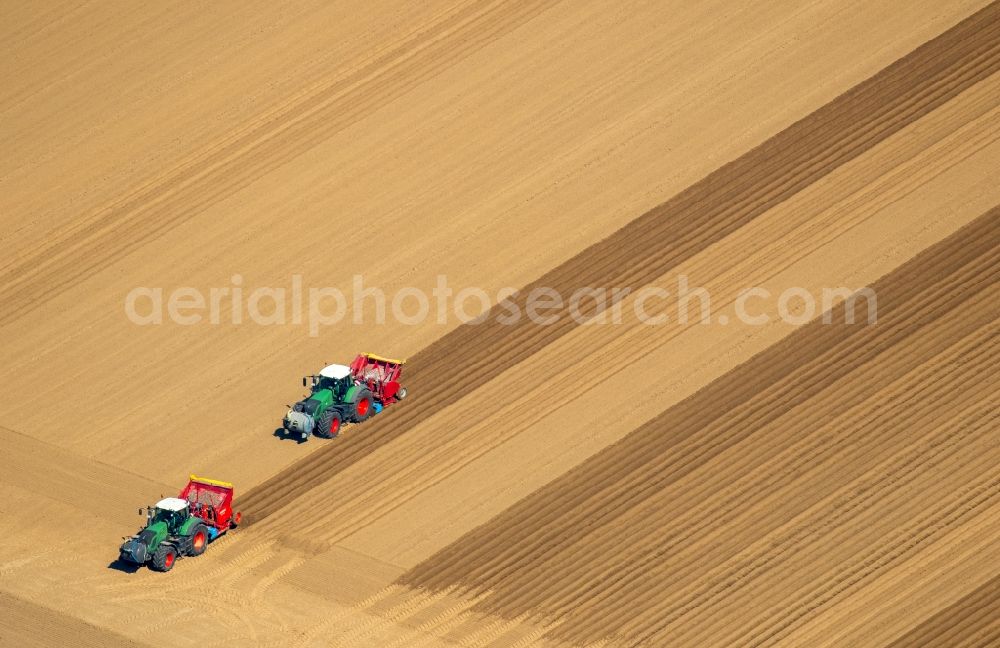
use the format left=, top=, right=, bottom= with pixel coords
left=272, top=427, right=308, bottom=444
left=107, top=558, right=141, bottom=574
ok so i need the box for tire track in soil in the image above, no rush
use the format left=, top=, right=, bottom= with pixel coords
left=0, top=0, right=556, bottom=327
left=238, top=2, right=1000, bottom=523
left=397, top=208, right=1000, bottom=646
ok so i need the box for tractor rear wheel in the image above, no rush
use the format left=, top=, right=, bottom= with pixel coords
left=315, top=409, right=342, bottom=439
left=152, top=544, right=178, bottom=572
left=351, top=388, right=374, bottom=422
left=186, top=524, right=209, bottom=557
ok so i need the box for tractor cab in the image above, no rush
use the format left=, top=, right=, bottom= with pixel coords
left=313, top=364, right=352, bottom=397
left=150, top=497, right=190, bottom=533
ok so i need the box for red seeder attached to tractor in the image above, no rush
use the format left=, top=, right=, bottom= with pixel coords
left=350, top=352, right=407, bottom=404
left=180, top=474, right=242, bottom=533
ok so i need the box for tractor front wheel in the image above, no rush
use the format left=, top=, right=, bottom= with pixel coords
left=315, top=409, right=342, bottom=439
left=152, top=544, right=178, bottom=572
left=186, top=524, right=209, bottom=557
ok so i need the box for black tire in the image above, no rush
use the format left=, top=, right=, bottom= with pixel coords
left=396, top=386, right=408, bottom=401
left=351, top=388, right=374, bottom=423
left=185, top=523, right=209, bottom=557
left=151, top=544, right=178, bottom=572
left=314, top=409, right=342, bottom=439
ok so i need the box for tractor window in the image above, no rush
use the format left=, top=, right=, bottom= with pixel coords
left=319, top=376, right=348, bottom=397
left=152, top=508, right=186, bottom=529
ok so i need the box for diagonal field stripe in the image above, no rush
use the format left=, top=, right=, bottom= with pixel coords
left=886, top=570, right=1000, bottom=647
left=399, top=207, right=1000, bottom=646
left=0, top=0, right=556, bottom=327
left=239, top=2, right=1000, bottom=522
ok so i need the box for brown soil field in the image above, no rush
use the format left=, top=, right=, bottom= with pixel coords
left=1, top=1, right=998, bottom=646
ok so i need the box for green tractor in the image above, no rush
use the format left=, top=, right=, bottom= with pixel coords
left=282, top=363, right=375, bottom=441
left=119, top=476, right=240, bottom=572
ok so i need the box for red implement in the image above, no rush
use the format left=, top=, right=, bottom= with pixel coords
left=349, top=352, right=408, bottom=405
left=179, top=475, right=242, bottom=532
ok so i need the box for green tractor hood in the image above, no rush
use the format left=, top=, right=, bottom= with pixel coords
left=120, top=520, right=168, bottom=564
